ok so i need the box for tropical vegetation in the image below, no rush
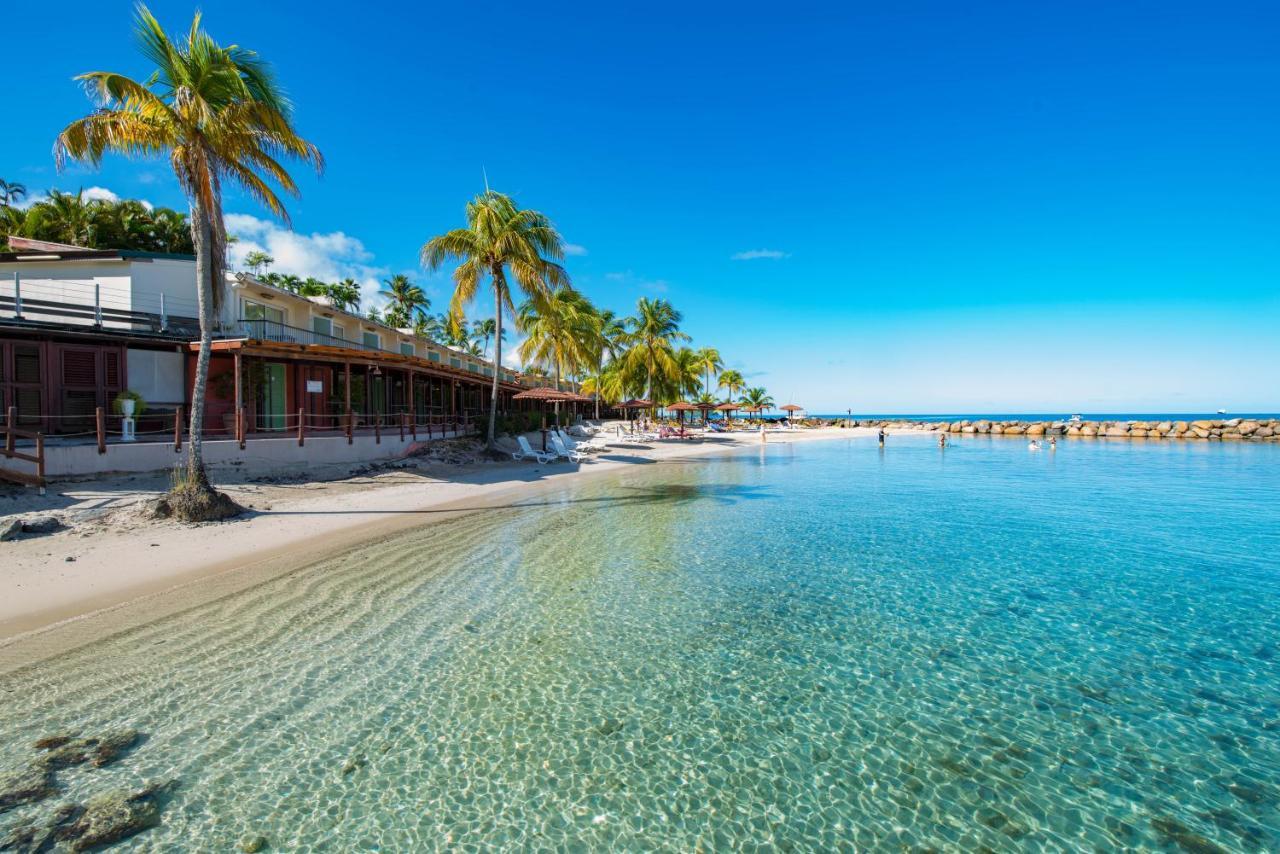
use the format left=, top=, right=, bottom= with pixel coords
left=0, top=188, right=194, bottom=253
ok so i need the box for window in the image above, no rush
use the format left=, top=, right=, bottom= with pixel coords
left=399, top=342, right=415, bottom=357
left=243, top=300, right=284, bottom=325
left=362, top=331, right=380, bottom=350
left=312, top=317, right=332, bottom=338
left=332, top=325, right=344, bottom=340
left=428, top=351, right=441, bottom=363
left=450, top=357, right=461, bottom=369
left=467, top=363, right=479, bottom=374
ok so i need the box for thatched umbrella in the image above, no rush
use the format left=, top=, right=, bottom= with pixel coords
left=715, top=401, right=739, bottom=425
left=666, top=401, right=698, bottom=436
left=513, top=387, right=577, bottom=448
left=780, top=403, right=804, bottom=426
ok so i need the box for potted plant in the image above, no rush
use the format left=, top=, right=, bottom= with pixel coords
left=112, top=390, right=147, bottom=419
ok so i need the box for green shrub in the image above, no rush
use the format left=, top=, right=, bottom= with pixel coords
left=112, top=389, right=147, bottom=417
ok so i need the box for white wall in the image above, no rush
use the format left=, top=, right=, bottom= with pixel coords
left=127, top=348, right=185, bottom=405
left=127, top=258, right=200, bottom=324
left=0, top=259, right=133, bottom=328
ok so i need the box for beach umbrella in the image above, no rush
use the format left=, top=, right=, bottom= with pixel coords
left=715, top=402, right=738, bottom=424
left=667, top=401, right=698, bottom=435
left=780, top=403, right=804, bottom=425
left=513, top=387, right=577, bottom=445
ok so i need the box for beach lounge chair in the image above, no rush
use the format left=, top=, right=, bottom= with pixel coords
left=513, top=435, right=553, bottom=464
left=550, top=435, right=586, bottom=462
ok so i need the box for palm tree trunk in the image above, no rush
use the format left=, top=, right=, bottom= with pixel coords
left=486, top=274, right=502, bottom=450
left=186, top=203, right=215, bottom=490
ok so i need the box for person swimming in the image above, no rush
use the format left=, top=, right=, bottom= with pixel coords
left=1028, top=440, right=1042, bottom=451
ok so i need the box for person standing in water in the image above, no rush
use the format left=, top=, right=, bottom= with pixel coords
left=939, top=433, right=947, bottom=448
left=878, top=428, right=886, bottom=447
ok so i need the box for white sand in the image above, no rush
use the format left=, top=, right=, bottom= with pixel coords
left=0, top=426, right=867, bottom=663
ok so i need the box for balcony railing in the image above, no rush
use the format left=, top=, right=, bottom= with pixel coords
left=222, top=318, right=388, bottom=353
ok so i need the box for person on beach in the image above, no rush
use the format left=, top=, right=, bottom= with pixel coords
left=938, top=433, right=947, bottom=448
left=878, top=428, right=886, bottom=446
left=1049, top=437, right=1057, bottom=451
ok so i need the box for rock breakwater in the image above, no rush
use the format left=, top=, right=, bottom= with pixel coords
left=845, top=418, right=1280, bottom=441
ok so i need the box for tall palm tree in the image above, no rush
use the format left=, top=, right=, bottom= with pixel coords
left=421, top=190, right=568, bottom=449
left=517, top=286, right=595, bottom=393
left=0, top=179, right=27, bottom=207
left=379, top=274, right=429, bottom=327
left=695, top=347, right=723, bottom=397
left=471, top=317, right=505, bottom=359
left=718, top=369, right=745, bottom=404
left=328, top=278, right=361, bottom=313
left=620, top=297, right=689, bottom=402
left=741, top=387, right=775, bottom=420
left=55, top=5, right=321, bottom=512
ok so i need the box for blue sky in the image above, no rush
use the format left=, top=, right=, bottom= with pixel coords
left=8, top=1, right=1279, bottom=412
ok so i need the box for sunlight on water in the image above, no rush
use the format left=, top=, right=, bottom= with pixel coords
left=1, top=436, right=1278, bottom=850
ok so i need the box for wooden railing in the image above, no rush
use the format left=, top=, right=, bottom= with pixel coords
left=1, top=406, right=46, bottom=494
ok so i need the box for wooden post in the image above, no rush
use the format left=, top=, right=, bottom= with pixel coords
left=399, top=411, right=405, bottom=442
left=406, top=369, right=415, bottom=430
left=96, top=407, right=106, bottom=454
left=344, top=361, right=352, bottom=421
left=35, top=433, right=45, bottom=496
left=4, top=406, right=13, bottom=456
left=238, top=407, right=246, bottom=450
left=346, top=409, right=354, bottom=445
left=375, top=414, right=381, bottom=444
left=174, top=405, right=183, bottom=452
left=234, top=351, right=243, bottom=445
left=298, top=408, right=305, bottom=447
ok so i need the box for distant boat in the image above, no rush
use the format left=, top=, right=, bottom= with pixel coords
left=1068, top=414, right=1083, bottom=423
left=1217, top=408, right=1227, bottom=415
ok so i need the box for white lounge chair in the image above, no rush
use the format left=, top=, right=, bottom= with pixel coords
left=513, top=435, right=553, bottom=464
left=550, top=435, right=586, bottom=462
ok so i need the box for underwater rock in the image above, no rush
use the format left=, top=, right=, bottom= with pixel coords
left=341, top=756, right=367, bottom=776
left=91, top=729, right=141, bottom=767
left=1074, top=684, right=1111, bottom=703
left=61, top=781, right=169, bottom=851
left=32, top=729, right=141, bottom=770
left=595, top=718, right=624, bottom=737
left=1150, top=816, right=1228, bottom=854
left=0, top=765, right=55, bottom=813
left=241, top=833, right=269, bottom=852
left=31, top=735, right=73, bottom=751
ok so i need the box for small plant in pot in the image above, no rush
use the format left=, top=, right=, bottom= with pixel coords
left=113, top=390, right=147, bottom=419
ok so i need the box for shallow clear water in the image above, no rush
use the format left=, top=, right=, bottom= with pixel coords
left=2, top=435, right=1279, bottom=851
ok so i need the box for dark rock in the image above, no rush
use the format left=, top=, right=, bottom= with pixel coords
left=32, top=735, right=74, bottom=750
left=595, top=718, right=624, bottom=736
left=33, top=728, right=141, bottom=770
left=61, top=781, right=169, bottom=851
left=20, top=517, right=61, bottom=535
left=1150, top=816, right=1228, bottom=854
left=241, top=834, right=269, bottom=852
left=0, top=765, right=55, bottom=813
left=91, top=729, right=141, bottom=767
left=341, top=756, right=366, bottom=776
left=0, top=519, right=21, bottom=542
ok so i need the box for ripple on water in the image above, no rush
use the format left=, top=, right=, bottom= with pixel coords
left=1, top=436, right=1278, bottom=850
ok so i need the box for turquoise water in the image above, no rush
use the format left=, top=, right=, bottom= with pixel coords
left=2, top=435, right=1279, bottom=850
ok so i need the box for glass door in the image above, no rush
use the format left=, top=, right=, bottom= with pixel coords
left=257, top=363, right=287, bottom=430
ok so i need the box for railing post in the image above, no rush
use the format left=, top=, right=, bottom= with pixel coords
left=346, top=409, right=353, bottom=445
left=96, top=407, right=106, bottom=454
left=35, top=433, right=45, bottom=496
left=298, top=408, right=305, bottom=447
left=4, top=406, right=14, bottom=455
left=410, top=412, right=417, bottom=441
left=160, top=293, right=168, bottom=331
left=375, top=415, right=381, bottom=445
left=174, top=405, right=183, bottom=452
left=238, top=406, right=246, bottom=450
left=12, top=273, right=21, bottom=320
left=94, top=282, right=103, bottom=327
left=399, top=411, right=405, bottom=442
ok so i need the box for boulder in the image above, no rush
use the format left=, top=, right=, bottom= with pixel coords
left=0, top=765, right=55, bottom=813
left=1025, top=423, right=1046, bottom=436
left=1255, top=426, right=1274, bottom=438
left=21, top=516, right=61, bottom=535
left=1173, top=421, right=1189, bottom=433
left=949, top=422, right=962, bottom=433
left=1066, top=426, right=1082, bottom=436
left=1081, top=424, right=1098, bottom=436
left=1129, top=428, right=1148, bottom=438
left=1191, top=420, right=1216, bottom=430
left=1156, top=421, right=1173, bottom=433
left=0, top=519, right=22, bottom=542
left=1191, top=427, right=1211, bottom=439
left=1237, top=420, right=1260, bottom=435
left=974, top=420, right=991, bottom=433
left=961, top=425, right=977, bottom=433
left=61, top=781, right=170, bottom=851
left=1104, top=425, right=1130, bottom=437
left=1003, top=424, right=1025, bottom=435
left=1131, top=421, right=1151, bottom=430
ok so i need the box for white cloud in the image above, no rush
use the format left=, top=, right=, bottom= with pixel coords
left=563, top=243, right=588, bottom=256
left=82, top=186, right=120, bottom=203
left=731, top=249, right=789, bottom=261
left=603, top=270, right=668, bottom=292
left=224, top=213, right=391, bottom=308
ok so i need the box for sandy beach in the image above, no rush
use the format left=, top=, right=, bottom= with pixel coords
left=0, top=425, right=863, bottom=669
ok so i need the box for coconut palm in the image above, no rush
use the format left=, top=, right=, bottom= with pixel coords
left=421, top=190, right=568, bottom=449
left=326, top=278, right=361, bottom=313
left=243, top=250, right=273, bottom=276
left=620, top=297, right=689, bottom=402
left=379, top=274, right=429, bottom=327
left=0, top=179, right=27, bottom=207
left=517, top=286, right=595, bottom=395
left=718, top=369, right=745, bottom=405
left=694, top=347, right=723, bottom=397
left=471, top=317, right=506, bottom=359
left=55, top=5, right=322, bottom=514
left=741, top=387, right=775, bottom=420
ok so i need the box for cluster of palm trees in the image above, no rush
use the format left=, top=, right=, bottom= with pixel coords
left=0, top=186, right=194, bottom=254
left=48, top=6, right=776, bottom=509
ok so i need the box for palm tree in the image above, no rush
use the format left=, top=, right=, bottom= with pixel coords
left=32, top=189, right=98, bottom=246
left=328, top=278, right=361, bottom=313
left=661, top=346, right=704, bottom=403
left=55, top=6, right=321, bottom=514
left=421, top=190, right=568, bottom=450
left=0, top=179, right=27, bottom=207
left=243, top=249, right=273, bottom=276
left=620, top=297, right=689, bottom=402
left=379, top=274, right=429, bottom=327
left=741, top=387, right=775, bottom=421
left=695, top=347, right=723, bottom=397
left=718, top=369, right=744, bottom=403
left=517, top=286, right=595, bottom=400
